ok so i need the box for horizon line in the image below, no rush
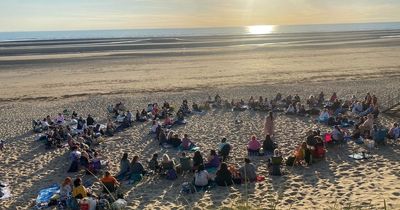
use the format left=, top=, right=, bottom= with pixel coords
left=1, top=21, right=399, bottom=34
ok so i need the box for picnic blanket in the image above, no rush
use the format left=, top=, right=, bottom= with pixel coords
left=35, top=184, right=60, bottom=209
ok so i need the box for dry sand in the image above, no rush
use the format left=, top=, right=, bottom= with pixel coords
left=0, top=31, right=400, bottom=209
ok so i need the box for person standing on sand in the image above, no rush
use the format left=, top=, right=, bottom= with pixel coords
left=0, top=139, right=4, bottom=151
left=264, top=111, right=275, bottom=137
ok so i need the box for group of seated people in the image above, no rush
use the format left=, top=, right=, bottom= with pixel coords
left=59, top=175, right=127, bottom=209
left=113, top=149, right=260, bottom=189
left=67, top=144, right=107, bottom=174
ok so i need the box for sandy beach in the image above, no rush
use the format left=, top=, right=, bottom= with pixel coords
left=1, top=29, right=400, bottom=210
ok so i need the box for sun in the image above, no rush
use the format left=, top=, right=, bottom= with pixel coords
left=247, top=25, right=275, bottom=35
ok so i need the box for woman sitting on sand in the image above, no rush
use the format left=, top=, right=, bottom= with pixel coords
left=163, top=114, right=173, bottom=127
left=352, top=102, right=363, bottom=115
left=264, top=111, right=275, bottom=137
left=215, top=162, right=233, bottom=186
left=294, top=142, right=311, bottom=165
left=247, top=135, right=261, bottom=155
left=360, top=114, right=374, bottom=135
left=330, top=92, right=337, bottom=102
left=239, top=158, right=257, bottom=182
left=194, top=165, right=211, bottom=188
left=150, top=120, right=160, bottom=134
left=105, top=119, right=116, bottom=136
left=148, top=153, right=160, bottom=172
left=387, top=123, right=400, bottom=140
left=72, top=178, right=88, bottom=199
left=116, top=153, right=130, bottom=180
left=130, top=155, right=146, bottom=176
left=60, top=177, right=73, bottom=206
left=169, top=133, right=182, bottom=148
left=56, top=113, right=65, bottom=124
left=205, top=149, right=220, bottom=169
left=262, top=135, right=276, bottom=153
left=192, top=151, right=204, bottom=172
left=192, top=102, right=201, bottom=112
left=318, top=108, right=330, bottom=123
left=178, top=152, right=192, bottom=173
left=331, top=125, right=344, bottom=143
left=181, top=134, right=194, bottom=150
left=269, top=149, right=283, bottom=176
left=161, top=154, right=175, bottom=173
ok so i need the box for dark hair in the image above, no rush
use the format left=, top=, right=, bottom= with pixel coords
left=197, top=164, right=205, bottom=172
left=152, top=153, right=158, bottom=159
left=122, top=153, right=128, bottom=160
left=221, top=137, right=227, bottom=143
left=194, top=151, right=202, bottom=158
left=265, top=135, right=271, bottom=141
left=132, top=155, right=139, bottom=163
left=181, top=152, right=186, bottom=157
left=210, top=149, right=217, bottom=156
left=105, top=171, right=111, bottom=176
left=268, top=111, right=273, bottom=119
left=220, top=162, right=228, bottom=171
left=244, top=158, right=251, bottom=164
left=73, top=178, right=82, bottom=187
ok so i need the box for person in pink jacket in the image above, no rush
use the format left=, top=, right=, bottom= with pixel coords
left=264, top=111, right=275, bottom=137
left=247, top=135, right=261, bottom=154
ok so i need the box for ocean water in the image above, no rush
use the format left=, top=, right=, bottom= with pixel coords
left=0, top=22, right=400, bottom=42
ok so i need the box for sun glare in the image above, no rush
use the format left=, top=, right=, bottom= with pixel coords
left=247, top=25, right=275, bottom=35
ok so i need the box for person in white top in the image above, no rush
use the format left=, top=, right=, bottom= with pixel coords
left=194, top=165, right=210, bottom=187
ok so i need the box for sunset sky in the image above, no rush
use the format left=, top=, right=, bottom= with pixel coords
left=1, top=0, right=400, bottom=32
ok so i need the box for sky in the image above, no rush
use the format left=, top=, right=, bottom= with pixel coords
left=0, top=0, right=400, bottom=32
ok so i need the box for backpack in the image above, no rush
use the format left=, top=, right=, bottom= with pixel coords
left=166, top=169, right=178, bottom=180
left=181, top=182, right=196, bottom=194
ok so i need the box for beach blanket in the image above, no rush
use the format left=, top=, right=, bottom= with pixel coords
left=0, top=182, right=11, bottom=200
left=206, top=167, right=218, bottom=174
left=35, top=184, right=60, bottom=209
left=349, top=153, right=372, bottom=160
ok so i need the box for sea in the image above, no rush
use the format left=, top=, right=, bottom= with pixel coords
left=1, top=22, right=400, bottom=42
